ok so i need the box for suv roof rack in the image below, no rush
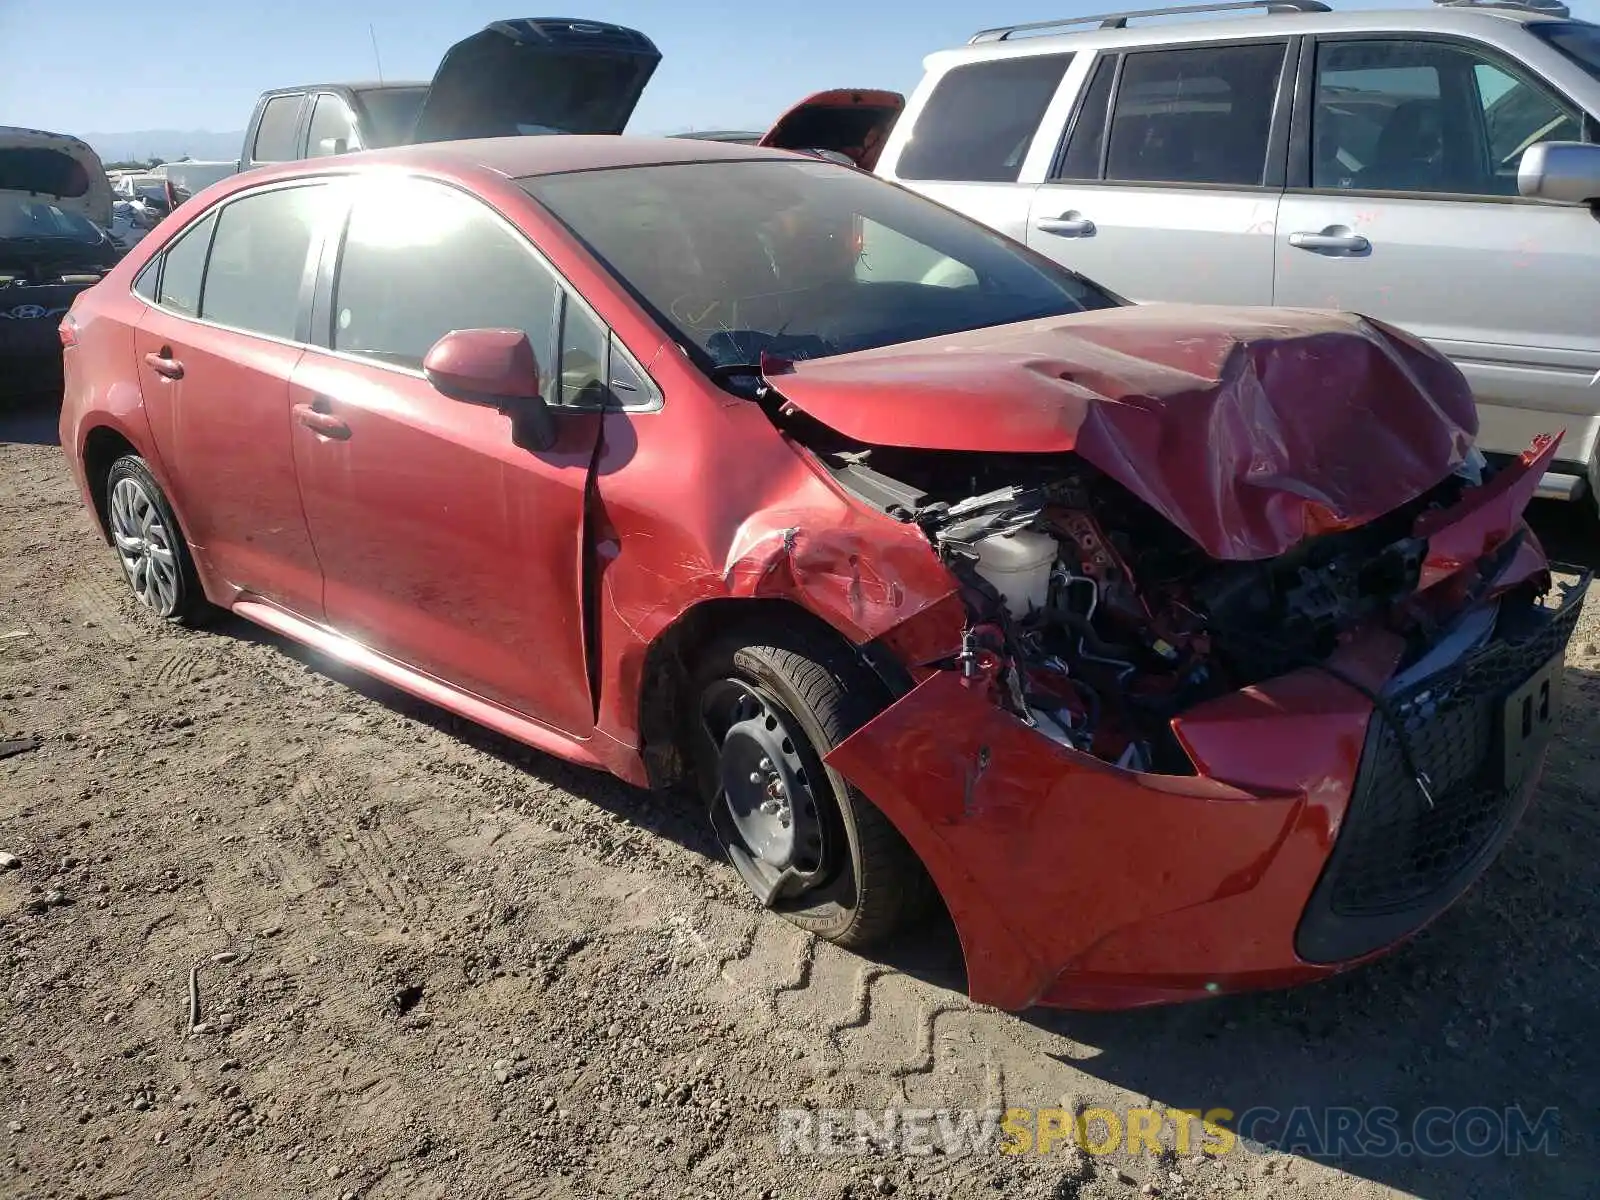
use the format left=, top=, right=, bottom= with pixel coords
left=1432, top=0, right=1571, bottom=15
left=970, top=0, right=1330, bottom=43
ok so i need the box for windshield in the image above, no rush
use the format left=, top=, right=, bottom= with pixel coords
left=1532, top=20, right=1600, bottom=83
left=0, top=196, right=102, bottom=243
left=521, top=158, right=1117, bottom=372
left=353, top=85, right=429, bottom=147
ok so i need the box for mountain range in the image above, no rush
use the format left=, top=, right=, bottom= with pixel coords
left=83, top=130, right=246, bottom=165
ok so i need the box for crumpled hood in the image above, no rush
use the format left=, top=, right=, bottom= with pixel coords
left=763, top=304, right=1479, bottom=561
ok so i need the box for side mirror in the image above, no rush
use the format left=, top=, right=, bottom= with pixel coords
left=1518, top=141, right=1600, bottom=206
left=423, top=328, right=556, bottom=450
left=317, top=136, right=350, bottom=156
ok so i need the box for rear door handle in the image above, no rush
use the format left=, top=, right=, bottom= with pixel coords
left=1288, top=231, right=1370, bottom=254
left=143, top=349, right=184, bottom=380
left=1034, top=213, right=1096, bottom=237
left=293, top=401, right=351, bottom=440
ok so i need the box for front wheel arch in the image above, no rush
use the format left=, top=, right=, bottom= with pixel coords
left=636, top=597, right=910, bottom=791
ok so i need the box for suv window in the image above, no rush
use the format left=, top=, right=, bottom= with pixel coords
left=1311, top=40, right=1584, bottom=195
left=201, top=186, right=324, bottom=340
left=1105, top=42, right=1287, bottom=186
left=1056, top=55, right=1117, bottom=180
left=896, top=53, right=1073, bottom=183
left=307, top=95, right=359, bottom=156
left=333, top=178, right=560, bottom=375
left=155, top=212, right=216, bottom=317
left=252, top=95, right=303, bottom=163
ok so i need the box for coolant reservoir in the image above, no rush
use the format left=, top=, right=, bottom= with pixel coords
left=972, top=529, right=1057, bottom=618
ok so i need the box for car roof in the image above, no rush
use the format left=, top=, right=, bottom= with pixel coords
left=260, top=81, right=429, bottom=97
left=251, top=134, right=802, bottom=184
left=945, top=5, right=1576, bottom=60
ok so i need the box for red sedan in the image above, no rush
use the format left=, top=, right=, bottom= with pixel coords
left=58, top=135, right=1586, bottom=1010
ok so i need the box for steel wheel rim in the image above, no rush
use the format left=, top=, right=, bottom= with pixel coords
left=702, top=678, right=833, bottom=903
left=109, top=477, right=179, bottom=616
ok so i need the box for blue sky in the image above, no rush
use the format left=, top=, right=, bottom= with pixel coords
left=2, top=0, right=1596, bottom=137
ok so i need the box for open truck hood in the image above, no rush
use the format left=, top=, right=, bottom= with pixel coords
left=411, top=17, right=661, bottom=143
left=759, top=90, right=905, bottom=171
left=763, top=304, right=1480, bottom=561
left=0, top=126, right=113, bottom=229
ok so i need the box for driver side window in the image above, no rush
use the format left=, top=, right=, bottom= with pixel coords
left=334, top=179, right=560, bottom=377
left=1473, top=61, right=1584, bottom=191
left=332, top=178, right=648, bottom=409
left=1311, top=39, right=1583, bottom=197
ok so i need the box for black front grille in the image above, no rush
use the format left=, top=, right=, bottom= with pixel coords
left=1296, top=569, right=1589, bottom=964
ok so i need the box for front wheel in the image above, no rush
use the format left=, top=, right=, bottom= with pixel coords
left=693, top=624, right=933, bottom=949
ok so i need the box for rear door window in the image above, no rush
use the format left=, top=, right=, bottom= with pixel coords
left=252, top=95, right=304, bottom=163
left=896, top=53, right=1074, bottom=183
left=1104, top=42, right=1288, bottom=185
left=154, top=212, right=217, bottom=317
left=200, top=185, right=325, bottom=340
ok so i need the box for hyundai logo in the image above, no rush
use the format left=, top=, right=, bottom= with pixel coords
left=2, top=304, right=64, bottom=320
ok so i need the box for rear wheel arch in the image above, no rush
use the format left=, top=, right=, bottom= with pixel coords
left=81, top=425, right=142, bottom=542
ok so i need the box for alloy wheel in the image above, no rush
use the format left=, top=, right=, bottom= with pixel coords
left=109, top=476, right=181, bottom=616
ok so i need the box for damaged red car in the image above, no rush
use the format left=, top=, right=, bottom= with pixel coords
left=59, top=135, right=1588, bottom=1011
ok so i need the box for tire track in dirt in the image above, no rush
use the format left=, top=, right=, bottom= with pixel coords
left=286, top=770, right=420, bottom=923
left=149, top=642, right=222, bottom=690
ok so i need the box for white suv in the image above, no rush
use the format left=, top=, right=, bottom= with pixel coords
left=782, top=1, right=1600, bottom=507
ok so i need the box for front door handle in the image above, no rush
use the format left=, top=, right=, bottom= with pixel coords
left=293, top=401, right=351, bottom=440
left=1034, top=213, right=1097, bottom=237
left=143, top=349, right=184, bottom=380
left=1288, top=230, right=1371, bottom=254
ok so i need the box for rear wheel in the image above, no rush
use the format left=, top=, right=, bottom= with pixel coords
left=104, top=455, right=212, bottom=626
left=693, top=624, right=933, bottom=948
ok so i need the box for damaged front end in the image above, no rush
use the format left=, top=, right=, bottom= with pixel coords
left=750, top=311, right=1591, bottom=1010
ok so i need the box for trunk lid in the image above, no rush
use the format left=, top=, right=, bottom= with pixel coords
left=763, top=304, right=1481, bottom=561
left=759, top=89, right=905, bottom=170
left=0, top=126, right=113, bottom=229
left=411, top=17, right=661, bottom=143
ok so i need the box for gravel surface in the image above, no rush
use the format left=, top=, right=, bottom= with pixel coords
left=2, top=394, right=1598, bottom=1199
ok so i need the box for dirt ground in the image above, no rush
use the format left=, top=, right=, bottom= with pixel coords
left=2, top=392, right=1598, bottom=1200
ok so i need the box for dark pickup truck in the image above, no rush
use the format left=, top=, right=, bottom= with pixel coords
left=234, top=17, right=661, bottom=174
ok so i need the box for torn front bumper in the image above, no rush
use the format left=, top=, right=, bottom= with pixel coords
left=826, top=569, right=1589, bottom=1012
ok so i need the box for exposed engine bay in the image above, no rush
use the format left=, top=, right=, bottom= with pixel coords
left=814, top=439, right=1489, bottom=775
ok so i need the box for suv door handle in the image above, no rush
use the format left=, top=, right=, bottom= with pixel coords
left=143, top=349, right=184, bottom=380
left=1289, top=230, right=1370, bottom=254
left=293, top=401, right=351, bottom=440
left=1035, top=213, right=1096, bottom=237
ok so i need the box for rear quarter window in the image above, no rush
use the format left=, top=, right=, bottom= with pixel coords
left=896, top=53, right=1074, bottom=183
left=154, top=212, right=217, bottom=317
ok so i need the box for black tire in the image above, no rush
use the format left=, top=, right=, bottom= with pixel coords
left=104, top=454, right=213, bottom=627
left=692, top=622, right=934, bottom=949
